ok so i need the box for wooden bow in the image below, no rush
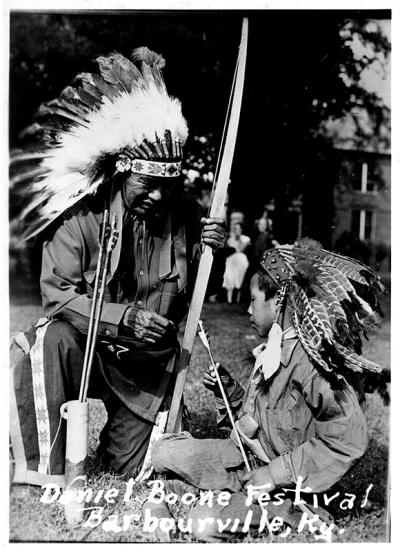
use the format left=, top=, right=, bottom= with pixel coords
left=167, top=18, right=249, bottom=432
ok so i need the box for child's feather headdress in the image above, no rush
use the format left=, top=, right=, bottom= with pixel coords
left=11, top=47, right=189, bottom=239
left=260, top=238, right=385, bottom=377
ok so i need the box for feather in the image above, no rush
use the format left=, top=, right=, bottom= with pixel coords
left=18, top=122, right=45, bottom=140
left=349, top=291, right=377, bottom=321
left=33, top=115, right=72, bottom=135
left=316, top=249, right=380, bottom=287
left=131, top=47, right=167, bottom=94
left=350, top=278, right=384, bottom=317
left=131, top=47, right=166, bottom=69
left=141, top=61, right=168, bottom=95
left=96, top=55, right=129, bottom=92
left=291, top=286, right=327, bottom=345
left=47, top=98, right=90, bottom=123
left=309, top=298, right=333, bottom=342
left=336, top=301, right=363, bottom=353
left=99, top=53, right=144, bottom=93
left=359, top=269, right=386, bottom=293
left=10, top=152, right=52, bottom=163
left=317, top=281, right=348, bottom=327
left=315, top=268, right=352, bottom=304
left=37, top=103, right=89, bottom=128
left=317, top=264, right=381, bottom=328
left=59, top=86, right=92, bottom=114
left=22, top=175, right=104, bottom=240
left=290, top=305, right=332, bottom=372
left=74, top=74, right=104, bottom=101
left=151, top=66, right=167, bottom=95
left=59, top=85, right=82, bottom=102
left=75, top=87, right=102, bottom=110
left=294, top=259, right=321, bottom=286
left=10, top=167, right=49, bottom=187
left=16, top=170, right=85, bottom=221
left=75, top=72, right=121, bottom=101
left=16, top=190, right=50, bottom=221
left=279, top=244, right=382, bottom=289
left=334, top=342, right=382, bottom=373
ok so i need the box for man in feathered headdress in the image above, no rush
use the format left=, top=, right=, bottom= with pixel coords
left=10, top=48, right=226, bottom=487
left=150, top=238, right=385, bottom=541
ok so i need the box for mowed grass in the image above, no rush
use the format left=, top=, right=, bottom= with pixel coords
left=9, top=295, right=390, bottom=543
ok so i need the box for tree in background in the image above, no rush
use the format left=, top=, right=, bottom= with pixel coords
left=9, top=11, right=390, bottom=275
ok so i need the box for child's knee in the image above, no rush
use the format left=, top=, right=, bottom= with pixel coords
left=151, top=432, right=193, bottom=473
left=151, top=437, right=177, bottom=473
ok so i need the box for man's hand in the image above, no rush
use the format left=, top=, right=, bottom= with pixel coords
left=201, top=217, right=226, bottom=251
left=202, top=362, right=233, bottom=398
left=241, top=466, right=277, bottom=496
left=123, top=308, right=176, bottom=344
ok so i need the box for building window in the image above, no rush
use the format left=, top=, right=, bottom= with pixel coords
left=351, top=209, right=375, bottom=240
left=351, top=162, right=377, bottom=192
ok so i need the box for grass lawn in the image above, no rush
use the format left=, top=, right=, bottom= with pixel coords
left=9, top=296, right=390, bottom=543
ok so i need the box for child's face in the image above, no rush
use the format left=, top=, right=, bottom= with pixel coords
left=248, top=274, right=278, bottom=338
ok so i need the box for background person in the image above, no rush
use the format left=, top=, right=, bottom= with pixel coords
left=222, top=222, right=251, bottom=304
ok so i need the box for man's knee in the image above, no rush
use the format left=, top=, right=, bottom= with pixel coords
left=44, top=320, right=82, bottom=349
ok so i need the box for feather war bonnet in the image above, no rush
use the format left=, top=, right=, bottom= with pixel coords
left=260, top=238, right=385, bottom=377
left=10, top=47, right=189, bottom=239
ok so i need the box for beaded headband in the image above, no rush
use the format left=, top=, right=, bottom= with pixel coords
left=259, top=247, right=292, bottom=287
left=116, top=156, right=182, bottom=177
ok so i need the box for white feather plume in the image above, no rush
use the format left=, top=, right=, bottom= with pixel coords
left=13, top=48, right=189, bottom=240
left=40, top=88, right=188, bottom=189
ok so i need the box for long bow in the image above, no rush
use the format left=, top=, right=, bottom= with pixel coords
left=167, top=18, right=249, bottom=432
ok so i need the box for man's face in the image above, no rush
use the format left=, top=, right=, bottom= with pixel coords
left=248, top=274, right=277, bottom=338
left=123, top=173, right=180, bottom=217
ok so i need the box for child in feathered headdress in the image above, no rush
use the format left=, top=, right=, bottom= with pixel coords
left=149, top=238, right=385, bottom=542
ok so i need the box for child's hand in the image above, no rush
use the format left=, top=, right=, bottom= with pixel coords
left=202, top=363, right=232, bottom=397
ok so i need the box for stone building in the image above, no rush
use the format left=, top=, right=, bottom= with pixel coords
left=331, top=147, right=390, bottom=270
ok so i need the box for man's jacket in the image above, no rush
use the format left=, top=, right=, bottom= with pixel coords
left=39, top=187, right=203, bottom=421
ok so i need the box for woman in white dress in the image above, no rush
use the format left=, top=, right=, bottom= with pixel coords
left=222, top=223, right=251, bottom=303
